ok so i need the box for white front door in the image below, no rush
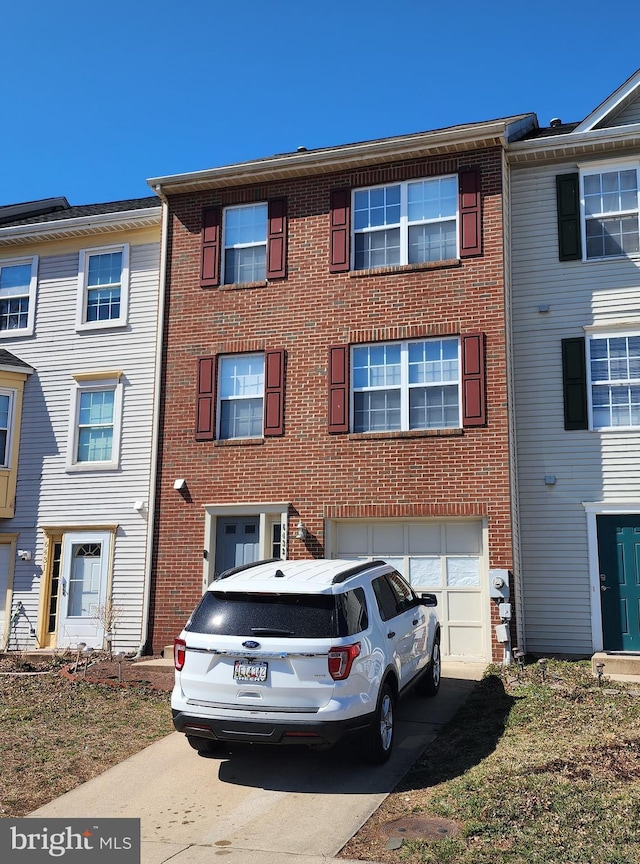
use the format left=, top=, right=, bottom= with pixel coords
left=58, top=531, right=112, bottom=648
left=0, top=543, right=11, bottom=650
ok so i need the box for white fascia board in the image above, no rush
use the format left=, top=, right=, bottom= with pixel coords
left=508, top=123, right=640, bottom=163
left=149, top=116, right=536, bottom=194
left=0, top=207, right=162, bottom=246
left=574, top=68, right=640, bottom=134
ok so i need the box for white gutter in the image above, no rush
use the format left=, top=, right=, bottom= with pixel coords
left=0, top=207, right=161, bottom=246
left=136, top=194, right=168, bottom=657
left=149, top=116, right=536, bottom=194
left=508, top=122, right=640, bottom=163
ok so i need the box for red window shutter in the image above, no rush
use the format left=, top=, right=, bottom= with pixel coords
left=195, top=356, right=216, bottom=440
left=328, top=345, right=349, bottom=433
left=461, top=333, right=486, bottom=427
left=329, top=189, right=350, bottom=273
left=458, top=170, right=482, bottom=258
left=264, top=348, right=285, bottom=436
left=267, top=198, right=287, bottom=279
left=201, top=207, right=221, bottom=287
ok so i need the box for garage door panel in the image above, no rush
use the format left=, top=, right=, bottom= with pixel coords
left=409, top=557, right=441, bottom=587
left=408, top=523, right=442, bottom=554
left=336, top=523, right=368, bottom=554
left=372, top=523, right=404, bottom=555
left=448, top=591, right=482, bottom=622
left=449, top=626, right=485, bottom=658
left=445, top=522, right=482, bottom=553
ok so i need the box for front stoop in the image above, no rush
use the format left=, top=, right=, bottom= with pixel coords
left=592, top=652, right=640, bottom=683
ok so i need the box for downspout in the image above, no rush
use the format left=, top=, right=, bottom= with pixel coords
left=136, top=188, right=169, bottom=656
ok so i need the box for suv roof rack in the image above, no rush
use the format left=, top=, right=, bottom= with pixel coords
left=331, top=559, right=388, bottom=584
left=216, top=558, right=279, bottom=580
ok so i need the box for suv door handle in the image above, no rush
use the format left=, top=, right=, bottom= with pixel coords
left=387, top=631, right=396, bottom=639
left=412, top=619, right=419, bottom=625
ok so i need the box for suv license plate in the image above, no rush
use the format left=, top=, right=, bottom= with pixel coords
left=234, top=660, right=268, bottom=683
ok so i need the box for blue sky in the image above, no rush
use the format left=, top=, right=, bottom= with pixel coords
left=2, top=1, right=638, bottom=207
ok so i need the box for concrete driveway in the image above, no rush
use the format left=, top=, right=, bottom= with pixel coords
left=31, top=662, right=484, bottom=864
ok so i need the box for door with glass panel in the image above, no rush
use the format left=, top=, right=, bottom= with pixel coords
left=57, top=531, right=112, bottom=647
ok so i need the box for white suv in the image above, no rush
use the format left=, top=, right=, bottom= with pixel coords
left=172, top=558, right=441, bottom=763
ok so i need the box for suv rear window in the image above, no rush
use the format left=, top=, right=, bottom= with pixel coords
left=186, top=588, right=368, bottom=638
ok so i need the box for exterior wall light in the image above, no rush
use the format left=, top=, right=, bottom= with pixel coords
left=295, top=521, right=308, bottom=540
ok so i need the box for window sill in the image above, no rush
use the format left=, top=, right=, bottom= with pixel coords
left=217, top=280, right=268, bottom=291
left=348, top=259, right=461, bottom=278
left=0, top=327, right=33, bottom=339
left=76, top=320, right=128, bottom=333
left=347, top=427, right=464, bottom=441
left=214, top=437, right=265, bottom=447
left=65, top=462, right=120, bottom=473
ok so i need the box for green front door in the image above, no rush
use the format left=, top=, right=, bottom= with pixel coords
left=597, top=515, right=640, bottom=651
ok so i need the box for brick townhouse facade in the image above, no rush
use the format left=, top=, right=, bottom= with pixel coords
left=148, top=114, right=536, bottom=662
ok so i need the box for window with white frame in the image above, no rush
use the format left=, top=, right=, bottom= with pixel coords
left=352, top=177, right=458, bottom=270
left=351, top=337, right=460, bottom=432
left=588, top=333, right=640, bottom=429
left=0, top=390, right=15, bottom=467
left=0, top=256, right=38, bottom=337
left=582, top=165, right=640, bottom=260
left=223, top=204, right=267, bottom=284
left=77, top=245, right=129, bottom=329
left=218, top=353, right=264, bottom=439
left=67, top=374, right=123, bottom=470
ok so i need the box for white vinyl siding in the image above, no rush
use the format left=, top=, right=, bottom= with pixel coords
left=6, top=237, right=160, bottom=651
left=511, top=156, right=640, bottom=655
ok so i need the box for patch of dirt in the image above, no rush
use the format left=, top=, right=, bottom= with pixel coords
left=62, top=655, right=175, bottom=692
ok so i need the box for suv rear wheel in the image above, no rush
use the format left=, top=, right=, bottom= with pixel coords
left=359, top=682, right=395, bottom=764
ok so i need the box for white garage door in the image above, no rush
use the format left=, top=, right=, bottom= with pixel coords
left=332, top=520, right=487, bottom=661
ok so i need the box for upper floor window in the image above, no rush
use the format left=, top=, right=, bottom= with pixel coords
left=0, top=256, right=38, bottom=338
left=352, top=337, right=460, bottom=432
left=222, top=204, right=268, bottom=284
left=77, top=245, right=129, bottom=330
left=588, top=334, right=640, bottom=429
left=66, top=373, right=123, bottom=471
left=218, top=353, right=265, bottom=438
left=352, top=177, right=458, bottom=270
left=0, top=390, right=15, bottom=467
left=582, top=166, right=639, bottom=260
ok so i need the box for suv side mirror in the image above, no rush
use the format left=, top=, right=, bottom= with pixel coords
left=419, top=592, right=437, bottom=607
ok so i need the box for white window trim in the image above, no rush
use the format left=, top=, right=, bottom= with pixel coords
left=221, top=203, right=268, bottom=285
left=0, top=388, right=16, bottom=468
left=586, top=329, right=640, bottom=431
left=216, top=352, right=265, bottom=440
left=350, top=337, right=462, bottom=433
left=66, top=373, right=124, bottom=471
left=0, top=255, right=38, bottom=339
left=579, top=161, right=640, bottom=262
left=76, top=244, right=130, bottom=331
left=351, top=177, right=459, bottom=270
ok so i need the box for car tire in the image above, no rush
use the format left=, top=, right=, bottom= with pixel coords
left=186, top=735, right=220, bottom=755
left=359, top=682, right=395, bottom=764
left=416, top=637, right=441, bottom=697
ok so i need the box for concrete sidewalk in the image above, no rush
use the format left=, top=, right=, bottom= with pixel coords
left=31, top=662, right=484, bottom=864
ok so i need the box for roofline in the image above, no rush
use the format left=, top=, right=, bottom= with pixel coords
left=0, top=361, right=34, bottom=375
left=574, top=68, right=640, bottom=133
left=0, top=205, right=162, bottom=248
left=508, top=122, right=640, bottom=165
left=149, top=115, right=537, bottom=195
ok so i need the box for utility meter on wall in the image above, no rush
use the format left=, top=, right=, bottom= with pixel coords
left=489, top=569, right=510, bottom=600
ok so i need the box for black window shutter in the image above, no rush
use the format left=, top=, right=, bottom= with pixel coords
left=329, top=189, right=351, bottom=273
left=328, top=345, right=349, bottom=432
left=556, top=174, right=582, bottom=261
left=562, top=337, right=588, bottom=429
left=461, top=332, right=486, bottom=426
left=266, top=198, right=287, bottom=279
left=264, top=348, right=285, bottom=436
left=201, top=207, right=221, bottom=287
left=195, top=356, right=216, bottom=440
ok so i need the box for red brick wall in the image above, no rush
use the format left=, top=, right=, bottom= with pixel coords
left=149, top=147, right=514, bottom=660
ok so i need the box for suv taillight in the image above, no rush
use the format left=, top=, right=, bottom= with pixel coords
left=174, top=638, right=186, bottom=671
left=328, top=643, right=361, bottom=680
